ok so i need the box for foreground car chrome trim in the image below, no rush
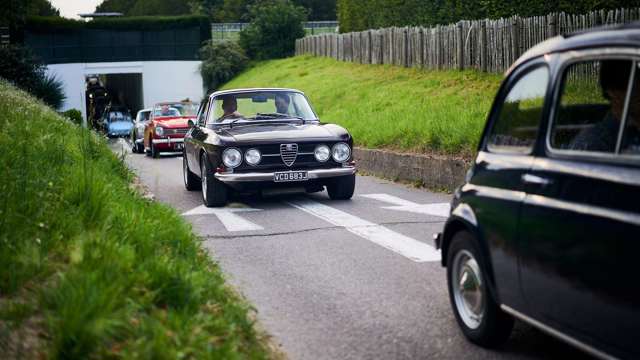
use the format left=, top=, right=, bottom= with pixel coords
left=215, top=166, right=356, bottom=183
left=500, top=305, right=616, bottom=360
left=152, top=137, right=184, bottom=144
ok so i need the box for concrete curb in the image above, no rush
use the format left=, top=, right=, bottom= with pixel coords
left=353, top=147, right=471, bottom=192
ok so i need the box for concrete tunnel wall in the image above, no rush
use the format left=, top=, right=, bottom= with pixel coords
left=45, top=61, right=204, bottom=119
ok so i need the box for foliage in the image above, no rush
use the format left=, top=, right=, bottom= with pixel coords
left=0, top=80, right=272, bottom=359
left=61, top=109, right=83, bottom=126
left=1, top=0, right=59, bottom=42
left=337, top=0, right=637, bottom=32
left=200, top=40, right=249, bottom=92
left=96, top=0, right=191, bottom=16
left=0, top=45, right=66, bottom=110
left=222, top=55, right=503, bottom=156
left=25, top=15, right=212, bottom=42
left=31, top=73, right=66, bottom=110
left=239, top=0, right=307, bottom=60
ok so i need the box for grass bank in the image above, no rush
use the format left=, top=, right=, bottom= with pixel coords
left=222, top=55, right=503, bottom=157
left=0, top=80, right=272, bottom=358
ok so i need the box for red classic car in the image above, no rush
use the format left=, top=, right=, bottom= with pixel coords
left=144, top=101, right=199, bottom=158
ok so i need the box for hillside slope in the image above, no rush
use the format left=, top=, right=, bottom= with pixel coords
left=222, top=55, right=503, bottom=156
left=0, top=80, right=272, bottom=359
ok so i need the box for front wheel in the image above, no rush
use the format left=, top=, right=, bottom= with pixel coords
left=326, top=174, right=355, bottom=200
left=200, top=155, right=227, bottom=207
left=183, top=153, right=201, bottom=191
left=446, top=231, right=514, bottom=347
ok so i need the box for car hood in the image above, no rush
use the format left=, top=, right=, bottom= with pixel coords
left=108, top=121, right=133, bottom=131
left=217, top=122, right=349, bottom=143
left=155, top=116, right=193, bottom=128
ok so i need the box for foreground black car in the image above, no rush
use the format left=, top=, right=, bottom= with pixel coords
left=183, top=88, right=356, bottom=207
left=435, top=24, right=640, bottom=359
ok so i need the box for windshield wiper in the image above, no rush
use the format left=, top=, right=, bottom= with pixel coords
left=256, top=113, right=304, bottom=122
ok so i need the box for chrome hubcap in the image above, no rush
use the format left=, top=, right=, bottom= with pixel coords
left=201, top=160, right=207, bottom=201
left=452, top=250, right=484, bottom=329
left=183, top=157, right=188, bottom=185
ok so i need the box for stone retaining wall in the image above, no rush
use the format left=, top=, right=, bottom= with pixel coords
left=353, top=147, right=471, bottom=192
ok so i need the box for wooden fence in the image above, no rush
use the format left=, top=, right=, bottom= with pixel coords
left=295, top=8, right=640, bottom=73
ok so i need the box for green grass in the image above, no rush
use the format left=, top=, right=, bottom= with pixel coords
left=0, top=80, right=273, bottom=359
left=222, top=55, right=503, bottom=156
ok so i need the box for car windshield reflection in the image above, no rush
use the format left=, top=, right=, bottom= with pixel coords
left=210, top=91, right=317, bottom=124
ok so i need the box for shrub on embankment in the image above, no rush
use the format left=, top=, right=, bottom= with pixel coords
left=337, top=0, right=636, bottom=32
left=0, top=80, right=270, bottom=359
left=222, top=55, right=502, bottom=157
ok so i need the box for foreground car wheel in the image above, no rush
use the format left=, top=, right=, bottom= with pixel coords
left=447, top=231, right=513, bottom=347
left=327, top=174, right=355, bottom=200
left=200, top=155, right=227, bottom=207
left=183, top=153, right=201, bottom=191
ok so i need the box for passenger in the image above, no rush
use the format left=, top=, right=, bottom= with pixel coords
left=220, top=96, right=242, bottom=120
left=570, top=60, right=640, bottom=152
left=275, top=93, right=291, bottom=114
left=160, top=104, right=173, bottom=116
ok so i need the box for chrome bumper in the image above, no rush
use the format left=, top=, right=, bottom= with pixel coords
left=215, top=166, right=357, bottom=183
left=151, top=137, right=184, bottom=145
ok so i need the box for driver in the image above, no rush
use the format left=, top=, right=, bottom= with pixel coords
left=160, top=104, right=173, bottom=116
left=275, top=93, right=290, bottom=114
left=221, top=96, right=242, bottom=119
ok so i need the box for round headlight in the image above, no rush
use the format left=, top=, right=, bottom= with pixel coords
left=314, top=145, right=330, bottom=162
left=245, top=148, right=261, bottom=166
left=155, top=126, right=164, bottom=136
left=332, top=143, right=351, bottom=163
left=222, top=148, right=242, bottom=168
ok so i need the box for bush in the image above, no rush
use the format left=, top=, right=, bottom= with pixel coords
left=200, top=40, right=249, bottom=92
left=61, top=109, right=83, bottom=126
left=32, top=73, right=66, bottom=110
left=239, top=0, right=307, bottom=60
left=337, top=0, right=637, bottom=32
left=0, top=45, right=66, bottom=110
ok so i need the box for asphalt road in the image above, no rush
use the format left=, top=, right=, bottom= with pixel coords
left=110, top=139, right=592, bottom=360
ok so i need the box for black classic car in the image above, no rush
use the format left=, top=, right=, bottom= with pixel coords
left=435, top=24, right=640, bottom=359
left=182, top=88, right=356, bottom=207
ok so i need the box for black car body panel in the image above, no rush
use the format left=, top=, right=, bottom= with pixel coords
left=440, top=26, right=640, bottom=359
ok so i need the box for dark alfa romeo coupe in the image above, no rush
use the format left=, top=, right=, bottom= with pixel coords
left=182, top=88, right=356, bottom=207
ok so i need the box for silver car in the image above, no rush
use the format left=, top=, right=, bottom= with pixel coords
left=131, top=108, right=151, bottom=153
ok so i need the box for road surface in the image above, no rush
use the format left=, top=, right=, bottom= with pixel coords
left=110, top=139, right=591, bottom=360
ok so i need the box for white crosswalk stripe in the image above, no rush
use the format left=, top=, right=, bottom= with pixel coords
left=287, top=197, right=440, bottom=262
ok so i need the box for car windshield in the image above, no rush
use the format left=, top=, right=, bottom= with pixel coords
left=107, top=111, right=132, bottom=122
left=209, top=91, right=317, bottom=124
left=153, top=103, right=198, bottom=117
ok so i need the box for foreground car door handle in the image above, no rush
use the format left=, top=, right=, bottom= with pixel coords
left=521, top=173, right=553, bottom=187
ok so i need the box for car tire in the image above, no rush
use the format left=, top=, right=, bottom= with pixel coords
left=326, top=174, right=355, bottom=200
left=200, top=155, right=227, bottom=207
left=151, top=142, right=159, bottom=158
left=183, top=152, right=201, bottom=191
left=136, top=142, right=144, bottom=153
left=446, top=231, right=514, bottom=348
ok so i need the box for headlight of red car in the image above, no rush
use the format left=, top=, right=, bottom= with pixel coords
left=155, top=126, right=164, bottom=137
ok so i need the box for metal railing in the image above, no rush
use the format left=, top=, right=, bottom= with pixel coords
left=211, top=21, right=338, bottom=42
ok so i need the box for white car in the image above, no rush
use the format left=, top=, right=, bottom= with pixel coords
left=131, top=108, right=151, bottom=153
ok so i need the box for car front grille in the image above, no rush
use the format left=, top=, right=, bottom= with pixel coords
left=166, top=128, right=189, bottom=135
left=280, top=143, right=298, bottom=167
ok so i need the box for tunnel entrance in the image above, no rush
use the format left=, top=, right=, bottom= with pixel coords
left=85, top=73, right=144, bottom=125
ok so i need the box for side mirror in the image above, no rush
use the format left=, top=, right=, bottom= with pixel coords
left=188, top=119, right=195, bottom=128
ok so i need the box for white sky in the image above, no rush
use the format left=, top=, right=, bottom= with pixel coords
left=50, top=0, right=104, bottom=19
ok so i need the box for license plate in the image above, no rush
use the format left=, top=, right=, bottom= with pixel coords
left=274, top=171, right=308, bottom=182
left=174, top=143, right=184, bottom=150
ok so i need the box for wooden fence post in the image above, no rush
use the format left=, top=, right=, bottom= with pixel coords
left=548, top=13, right=557, bottom=37
left=457, top=22, right=464, bottom=70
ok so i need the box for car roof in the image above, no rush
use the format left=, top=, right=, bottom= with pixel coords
left=508, top=23, right=640, bottom=74
left=210, top=88, right=304, bottom=98
left=137, top=108, right=152, bottom=113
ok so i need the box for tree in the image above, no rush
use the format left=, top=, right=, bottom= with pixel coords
left=239, top=0, right=307, bottom=59
left=199, top=40, right=249, bottom=91
left=292, top=0, right=336, bottom=21
left=129, top=0, right=191, bottom=16
left=95, top=0, right=138, bottom=14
